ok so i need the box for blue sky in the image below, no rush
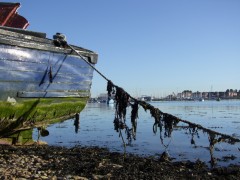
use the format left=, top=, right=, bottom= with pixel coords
left=6, top=0, right=240, bottom=97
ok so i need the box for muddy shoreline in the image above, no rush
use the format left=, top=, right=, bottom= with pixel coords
left=0, top=144, right=239, bottom=179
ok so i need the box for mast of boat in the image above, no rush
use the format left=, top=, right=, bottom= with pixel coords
left=209, top=85, right=213, bottom=100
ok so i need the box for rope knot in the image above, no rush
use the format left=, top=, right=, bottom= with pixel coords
left=53, top=32, right=67, bottom=48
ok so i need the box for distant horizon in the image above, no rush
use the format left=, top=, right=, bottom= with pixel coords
left=92, top=87, right=240, bottom=98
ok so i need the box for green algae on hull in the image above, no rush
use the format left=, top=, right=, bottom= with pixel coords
left=0, top=129, right=34, bottom=145
left=0, top=97, right=87, bottom=136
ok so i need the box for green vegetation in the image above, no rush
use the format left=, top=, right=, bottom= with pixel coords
left=0, top=129, right=34, bottom=145
left=0, top=97, right=88, bottom=135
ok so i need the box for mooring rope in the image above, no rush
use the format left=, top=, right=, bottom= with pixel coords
left=68, top=44, right=240, bottom=144
left=68, top=44, right=109, bottom=82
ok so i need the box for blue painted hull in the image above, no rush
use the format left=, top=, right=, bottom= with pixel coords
left=0, top=44, right=94, bottom=99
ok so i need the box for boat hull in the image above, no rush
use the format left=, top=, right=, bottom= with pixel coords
left=0, top=29, right=97, bottom=136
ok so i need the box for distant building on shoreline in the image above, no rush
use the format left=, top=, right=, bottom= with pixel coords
left=172, top=89, right=239, bottom=100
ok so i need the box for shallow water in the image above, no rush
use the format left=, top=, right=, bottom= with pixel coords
left=33, top=100, right=240, bottom=167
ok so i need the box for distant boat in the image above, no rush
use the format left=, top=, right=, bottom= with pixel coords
left=139, top=95, right=152, bottom=102
left=216, top=97, right=221, bottom=101
left=0, top=2, right=98, bottom=136
left=199, top=98, right=204, bottom=102
left=88, top=98, right=99, bottom=103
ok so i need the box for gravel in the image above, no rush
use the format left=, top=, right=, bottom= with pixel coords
left=0, top=144, right=240, bottom=179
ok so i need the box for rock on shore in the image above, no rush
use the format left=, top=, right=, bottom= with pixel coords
left=0, top=144, right=239, bottom=179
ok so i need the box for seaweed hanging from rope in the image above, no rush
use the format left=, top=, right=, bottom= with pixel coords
left=111, top=83, right=138, bottom=144
left=130, top=101, right=138, bottom=140
left=106, top=80, right=240, bottom=147
left=115, top=87, right=129, bottom=121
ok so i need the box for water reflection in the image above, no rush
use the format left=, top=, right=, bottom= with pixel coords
left=28, top=100, right=240, bottom=167
left=74, top=113, right=80, bottom=133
